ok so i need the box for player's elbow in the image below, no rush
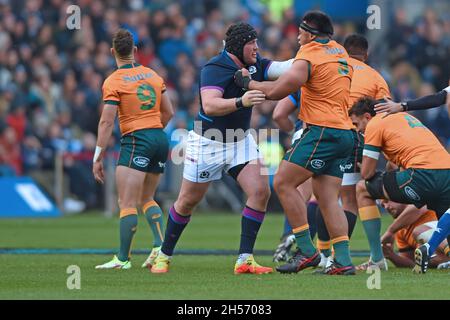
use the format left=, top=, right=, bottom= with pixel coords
left=163, top=107, right=174, bottom=120
left=202, top=103, right=216, bottom=116
left=361, top=169, right=373, bottom=181
left=272, top=107, right=284, bottom=123
left=360, top=164, right=376, bottom=180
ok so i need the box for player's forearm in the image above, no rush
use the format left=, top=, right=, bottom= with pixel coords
left=387, top=206, right=425, bottom=234
left=404, top=89, right=448, bottom=111
left=360, top=156, right=378, bottom=180
left=95, top=121, right=114, bottom=160
left=274, top=117, right=294, bottom=132
left=248, top=80, right=288, bottom=100
left=386, top=252, right=415, bottom=268
left=202, top=97, right=239, bottom=116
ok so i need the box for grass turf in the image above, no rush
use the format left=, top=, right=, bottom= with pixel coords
left=0, top=212, right=448, bottom=299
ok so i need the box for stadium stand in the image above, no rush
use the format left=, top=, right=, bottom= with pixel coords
left=0, top=0, right=448, bottom=212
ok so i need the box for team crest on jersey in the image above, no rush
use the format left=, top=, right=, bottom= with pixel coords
left=404, top=186, right=421, bottom=201
left=311, top=159, right=325, bottom=170
left=248, top=66, right=257, bottom=75
left=133, top=156, right=150, bottom=168
left=199, top=171, right=210, bottom=179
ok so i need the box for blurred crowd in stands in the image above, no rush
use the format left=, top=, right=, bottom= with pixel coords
left=0, top=0, right=449, bottom=210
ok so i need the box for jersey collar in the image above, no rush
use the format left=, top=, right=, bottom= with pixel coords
left=118, top=62, right=141, bottom=69
left=313, top=38, right=330, bottom=44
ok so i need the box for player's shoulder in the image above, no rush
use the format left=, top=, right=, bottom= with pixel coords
left=137, top=65, right=164, bottom=81
left=103, top=70, right=120, bottom=87
left=366, top=113, right=386, bottom=130
left=203, top=51, right=235, bottom=70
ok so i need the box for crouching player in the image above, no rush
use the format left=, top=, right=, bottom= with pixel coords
left=350, top=97, right=450, bottom=274
left=93, top=29, right=174, bottom=269
left=380, top=201, right=449, bottom=269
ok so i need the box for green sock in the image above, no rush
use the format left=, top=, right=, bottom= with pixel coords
left=362, top=218, right=383, bottom=262
left=294, top=228, right=316, bottom=257
left=118, top=214, right=138, bottom=262
left=333, top=240, right=352, bottom=266
left=321, top=248, right=331, bottom=257
left=144, top=203, right=165, bottom=248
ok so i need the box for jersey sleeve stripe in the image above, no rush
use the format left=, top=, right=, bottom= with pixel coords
left=288, top=94, right=297, bottom=106
left=104, top=100, right=119, bottom=105
left=200, top=86, right=224, bottom=93
left=363, top=149, right=380, bottom=160
left=364, top=144, right=381, bottom=152
left=198, top=112, right=213, bottom=122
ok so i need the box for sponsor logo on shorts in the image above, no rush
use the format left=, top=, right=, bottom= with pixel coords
left=133, top=156, right=150, bottom=168
left=311, top=159, right=325, bottom=170
left=340, top=163, right=353, bottom=172
left=158, top=161, right=165, bottom=168
left=199, top=171, right=210, bottom=179
left=404, top=186, right=421, bottom=201
left=248, top=66, right=257, bottom=75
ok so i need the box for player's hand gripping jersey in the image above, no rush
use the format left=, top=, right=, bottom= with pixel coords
left=197, top=51, right=272, bottom=137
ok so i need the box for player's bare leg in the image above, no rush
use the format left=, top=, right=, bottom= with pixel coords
left=151, top=179, right=210, bottom=273
left=274, top=160, right=323, bottom=273
left=234, top=160, right=273, bottom=274
left=274, top=178, right=315, bottom=263
left=139, top=173, right=165, bottom=268
left=95, top=166, right=146, bottom=269
left=274, top=160, right=312, bottom=230
left=312, top=175, right=355, bottom=274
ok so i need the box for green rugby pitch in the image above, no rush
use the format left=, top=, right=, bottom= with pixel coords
left=0, top=212, right=448, bottom=299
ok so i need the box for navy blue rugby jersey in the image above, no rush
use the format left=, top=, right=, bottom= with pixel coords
left=196, top=50, right=272, bottom=140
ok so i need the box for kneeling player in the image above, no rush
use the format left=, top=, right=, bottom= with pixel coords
left=351, top=97, right=450, bottom=274
left=380, top=201, right=449, bottom=269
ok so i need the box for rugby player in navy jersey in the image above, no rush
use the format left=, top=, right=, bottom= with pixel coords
left=151, top=22, right=293, bottom=274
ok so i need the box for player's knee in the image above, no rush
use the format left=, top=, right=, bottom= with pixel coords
left=176, top=194, right=200, bottom=214
left=341, top=189, right=357, bottom=210
left=247, top=183, right=271, bottom=203
left=273, top=174, right=286, bottom=195
left=118, top=197, right=139, bottom=210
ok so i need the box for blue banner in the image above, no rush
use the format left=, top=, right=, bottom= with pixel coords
left=0, top=177, right=61, bottom=218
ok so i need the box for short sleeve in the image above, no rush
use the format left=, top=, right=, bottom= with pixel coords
left=294, top=46, right=315, bottom=64
left=364, top=117, right=384, bottom=149
left=200, top=64, right=232, bottom=94
left=102, top=78, right=120, bottom=105
left=288, top=91, right=301, bottom=108
left=261, top=57, right=273, bottom=80
left=363, top=117, right=384, bottom=159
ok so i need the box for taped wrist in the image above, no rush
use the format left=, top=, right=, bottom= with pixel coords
left=235, top=97, right=245, bottom=109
